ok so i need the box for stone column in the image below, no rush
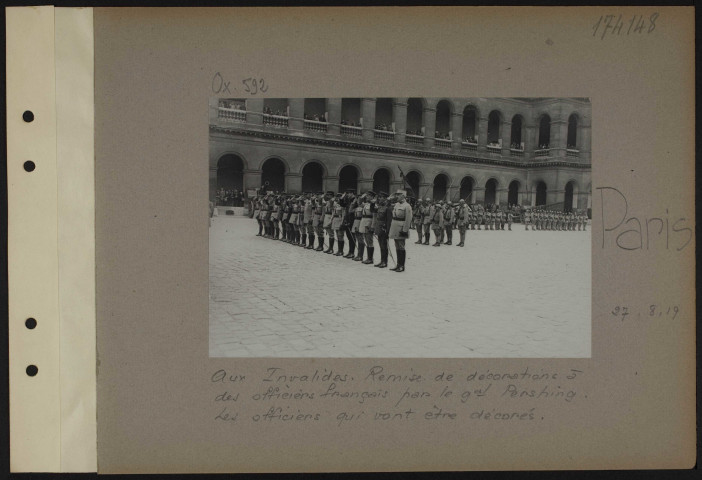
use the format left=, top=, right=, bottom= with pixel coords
left=473, top=187, right=485, bottom=204
left=209, top=97, right=219, bottom=125
left=243, top=169, right=262, bottom=194
left=288, top=98, right=304, bottom=132
left=393, top=100, right=408, bottom=144
left=476, top=116, right=489, bottom=154
left=423, top=107, right=436, bottom=148
left=390, top=180, right=405, bottom=195
left=501, top=120, right=512, bottom=157
left=358, top=178, right=373, bottom=193
left=499, top=188, right=511, bottom=206
left=418, top=182, right=433, bottom=201
left=551, top=116, right=568, bottom=159
left=361, top=98, right=376, bottom=141
left=285, top=173, right=302, bottom=193
left=209, top=165, right=217, bottom=203
left=447, top=185, right=459, bottom=203
left=530, top=185, right=537, bottom=206
left=246, top=98, right=264, bottom=126
left=323, top=176, right=339, bottom=193
left=451, top=112, right=463, bottom=151
left=326, top=98, right=341, bottom=136
left=579, top=121, right=592, bottom=165
left=525, top=124, right=537, bottom=161
left=548, top=189, right=563, bottom=207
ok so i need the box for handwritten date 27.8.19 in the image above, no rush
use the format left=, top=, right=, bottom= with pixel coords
left=611, top=304, right=679, bottom=321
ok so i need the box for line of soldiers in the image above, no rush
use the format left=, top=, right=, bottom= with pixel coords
left=251, top=189, right=413, bottom=272
left=411, top=200, right=519, bottom=247
left=521, top=208, right=589, bottom=231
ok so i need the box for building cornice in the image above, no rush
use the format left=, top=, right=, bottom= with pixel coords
left=210, top=124, right=591, bottom=171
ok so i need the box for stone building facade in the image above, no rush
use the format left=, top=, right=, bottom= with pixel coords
left=209, top=97, right=591, bottom=210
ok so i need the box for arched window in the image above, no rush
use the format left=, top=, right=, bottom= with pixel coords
left=485, top=179, right=498, bottom=205
left=373, top=168, right=391, bottom=194
left=263, top=98, right=289, bottom=126
left=567, top=114, right=578, bottom=149
left=303, top=98, right=327, bottom=121
left=301, top=162, right=324, bottom=193
left=433, top=174, right=449, bottom=201
left=338, top=165, right=359, bottom=193
left=535, top=181, right=547, bottom=206
left=217, top=98, right=247, bottom=122
left=462, top=106, right=477, bottom=143
left=374, top=98, right=394, bottom=130
left=406, top=98, right=424, bottom=136
left=216, top=155, right=244, bottom=205
left=404, top=171, right=421, bottom=198
left=341, top=98, right=361, bottom=126
left=487, top=110, right=501, bottom=144
left=510, top=115, right=523, bottom=149
left=460, top=176, right=474, bottom=202
left=508, top=180, right=520, bottom=205
left=538, top=115, right=551, bottom=148
left=261, top=158, right=286, bottom=192
left=435, top=100, right=452, bottom=138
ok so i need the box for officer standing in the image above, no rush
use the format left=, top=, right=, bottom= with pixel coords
left=332, top=193, right=345, bottom=256
left=456, top=199, right=467, bottom=247
left=413, top=199, right=424, bottom=244
left=322, top=191, right=335, bottom=253
left=431, top=201, right=444, bottom=246
left=342, top=190, right=357, bottom=258
left=373, top=191, right=391, bottom=267
left=352, top=196, right=364, bottom=261
left=359, top=191, right=377, bottom=264
left=421, top=197, right=431, bottom=245
left=443, top=201, right=455, bottom=245
left=389, top=190, right=413, bottom=272
left=507, top=208, right=513, bottom=231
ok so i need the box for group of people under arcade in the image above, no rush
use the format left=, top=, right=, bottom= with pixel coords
left=245, top=190, right=588, bottom=273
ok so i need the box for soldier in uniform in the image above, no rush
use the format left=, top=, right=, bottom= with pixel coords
left=289, top=197, right=300, bottom=244
left=253, top=197, right=263, bottom=236
left=421, top=198, right=432, bottom=245
left=524, top=207, right=531, bottom=231
left=431, top=201, right=444, bottom=246
left=331, top=194, right=345, bottom=256
left=352, top=195, right=365, bottom=261
left=413, top=199, right=424, bottom=244
left=342, top=191, right=357, bottom=258
left=443, top=200, right=455, bottom=245
left=373, top=191, right=391, bottom=267
left=302, top=194, right=313, bottom=247
left=322, top=191, right=335, bottom=253
left=456, top=199, right=467, bottom=247
left=308, top=194, right=319, bottom=248
left=270, top=196, right=279, bottom=239
left=359, top=191, right=377, bottom=264
left=507, top=208, right=513, bottom=231
left=389, top=190, right=412, bottom=272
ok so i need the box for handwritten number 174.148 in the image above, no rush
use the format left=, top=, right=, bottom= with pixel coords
left=592, top=13, right=658, bottom=39
left=242, top=78, right=268, bottom=95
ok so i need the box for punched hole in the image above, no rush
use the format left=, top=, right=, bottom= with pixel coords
left=22, top=110, right=34, bottom=122
left=25, top=318, right=37, bottom=329
left=26, top=365, right=38, bottom=377
left=23, top=161, right=35, bottom=172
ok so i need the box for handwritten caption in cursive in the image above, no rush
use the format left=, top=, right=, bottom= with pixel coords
left=210, top=365, right=585, bottom=426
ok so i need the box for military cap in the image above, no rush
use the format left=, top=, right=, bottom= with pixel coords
left=365, top=190, right=376, bottom=196
left=459, top=199, right=465, bottom=203
left=345, top=188, right=356, bottom=194
left=325, top=191, right=334, bottom=196
left=425, top=197, right=431, bottom=202
left=378, top=191, right=389, bottom=198
left=396, top=190, right=407, bottom=196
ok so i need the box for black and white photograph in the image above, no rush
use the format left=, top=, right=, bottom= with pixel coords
left=209, top=97, right=592, bottom=358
